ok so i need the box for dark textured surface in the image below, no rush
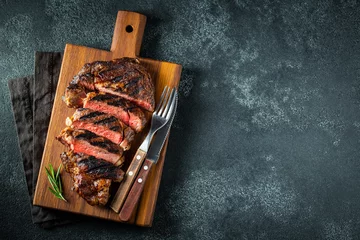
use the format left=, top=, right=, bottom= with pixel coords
left=1, top=0, right=360, bottom=239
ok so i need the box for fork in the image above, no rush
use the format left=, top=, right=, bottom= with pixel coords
left=110, top=86, right=176, bottom=213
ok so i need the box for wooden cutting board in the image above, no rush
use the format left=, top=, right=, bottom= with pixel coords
left=33, top=11, right=182, bottom=227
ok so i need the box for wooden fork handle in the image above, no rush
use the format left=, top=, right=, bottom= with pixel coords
left=110, top=149, right=147, bottom=213
left=119, top=159, right=154, bottom=221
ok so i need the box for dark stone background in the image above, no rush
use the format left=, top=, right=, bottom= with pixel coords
left=1, top=0, right=360, bottom=239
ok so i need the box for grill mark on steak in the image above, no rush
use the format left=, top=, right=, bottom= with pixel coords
left=110, top=126, right=121, bottom=131
left=90, top=140, right=119, bottom=154
left=93, top=116, right=117, bottom=125
left=113, top=76, right=142, bottom=90
left=112, top=71, right=139, bottom=84
left=106, top=98, right=128, bottom=108
left=121, top=84, right=143, bottom=97
left=84, top=167, right=120, bottom=179
left=79, top=111, right=105, bottom=120
left=96, top=68, right=128, bottom=81
left=91, top=94, right=116, bottom=101
left=73, top=131, right=97, bottom=140
left=78, top=158, right=113, bottom=170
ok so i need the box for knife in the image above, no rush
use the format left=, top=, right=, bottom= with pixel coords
left=119, top=90, right=178, bottom=221
left=110, top=87, right=176, bottom=213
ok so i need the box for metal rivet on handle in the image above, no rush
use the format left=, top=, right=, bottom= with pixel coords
left=136, top=155, right=141, bottom=160
left=128, top=171, right=133, bottom=176
left=144, top=166, right=149, bottom=170
left=138, top=178, right=143, bottom=183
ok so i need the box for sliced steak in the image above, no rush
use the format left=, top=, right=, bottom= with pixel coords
left=83, top=92, right=146, bottom=133
left=56, top=127, right=124, bottom=166
left=60, top=151, right=125, bottom=182
left=64, top=58, right=155, bottom=111
left=66, top=108, right=135, bottom=150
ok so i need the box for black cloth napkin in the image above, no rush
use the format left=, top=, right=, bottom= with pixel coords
left=8, top=52, right=76, bottom=229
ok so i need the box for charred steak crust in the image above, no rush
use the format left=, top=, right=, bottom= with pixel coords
left=64, top=57, right=155, bottom=111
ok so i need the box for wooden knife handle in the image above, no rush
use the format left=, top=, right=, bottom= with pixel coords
left=119, top=159, right=154, bottom=222
left=110, top=149, right=147, bottom=213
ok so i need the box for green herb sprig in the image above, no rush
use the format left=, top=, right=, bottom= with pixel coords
left=45, top=163, right=67, bottom=202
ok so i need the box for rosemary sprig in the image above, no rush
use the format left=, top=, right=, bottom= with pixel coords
left=45, top=163, right=67, bottom=202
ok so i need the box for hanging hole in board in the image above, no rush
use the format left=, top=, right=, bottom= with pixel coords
left=126, top=25, right=133, bottom=33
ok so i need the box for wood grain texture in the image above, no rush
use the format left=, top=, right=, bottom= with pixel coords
left=33, top=11, right=182, bottom=227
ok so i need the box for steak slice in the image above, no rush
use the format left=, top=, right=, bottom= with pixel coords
left=64, top=58, right=155, bottom=111
left=60, top=151, right=125, bottom=182
left=66, top=108, right=135, bottom=150
left=56, top=127, right=124, bottom=166
left=83, top=92, right=146, bottom=133
left=60, top=151, right=125, bottom=206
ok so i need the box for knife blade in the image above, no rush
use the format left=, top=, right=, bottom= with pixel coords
left=119, top=90, right=178, bottom=221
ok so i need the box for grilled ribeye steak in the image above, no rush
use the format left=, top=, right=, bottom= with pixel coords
left=64, top=58, right=155, bottom=111
left=66, top=108, right=135, bottom=150
left=56, top=127, right=124, bottom=166
left=84, top=93, right=146, bottom=132
left=60, top=151, right=125, bottom=182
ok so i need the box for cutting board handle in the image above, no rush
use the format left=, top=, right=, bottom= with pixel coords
left=111, top=11, right=147, bottom=58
